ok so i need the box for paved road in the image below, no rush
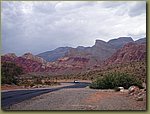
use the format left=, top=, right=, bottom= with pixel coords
left=1, top=82, right=90, bottom=109
left=6, top=86, right=146, bottom=110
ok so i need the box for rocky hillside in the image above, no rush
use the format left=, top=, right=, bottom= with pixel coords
left=22, top=52, right=47, bottom=64
left=1, top=53, right=47, bottom=73
left=1, top=53, right=90, bottom=74
left=104, top=42, right=146, bottom=65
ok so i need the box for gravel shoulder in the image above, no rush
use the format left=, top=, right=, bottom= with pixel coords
left=7, top=87, right=146, bottom=110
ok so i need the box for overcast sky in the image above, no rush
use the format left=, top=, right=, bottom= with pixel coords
left=2, top=1, right=146, bottom=56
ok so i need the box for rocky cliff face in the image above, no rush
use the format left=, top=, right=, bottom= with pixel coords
left=1, top=53, right=90, bottom=74
left=90, top=39, right=116, bottom=60
left=22, top=52, right=47, bottom=64
left=104, top=42, right=146, bottom=65
left=1, top=55, right=45, bottom=73
left=4, top=53, right=17, bottom=59
left=65, top=39, right=117, bottom=63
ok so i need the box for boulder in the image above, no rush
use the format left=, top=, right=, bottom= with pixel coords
left=128, top=86, right=140, bottom=95
left=114, top=87, right=125, bottom=92
left=118, top=87, right=124, bottom=92
left=136, top=96, right=143, bottom=101
left=142, top=83, right=146, bottom=90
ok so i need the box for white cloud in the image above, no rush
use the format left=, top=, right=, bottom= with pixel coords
left=2, top=1, right=146, bottom=55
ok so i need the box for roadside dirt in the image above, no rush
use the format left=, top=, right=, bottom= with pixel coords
left=7, top=88, right=146, bottom=110
left=84, top=91, right=122, bottom=103
left=1, top=84, right=24, bottom=91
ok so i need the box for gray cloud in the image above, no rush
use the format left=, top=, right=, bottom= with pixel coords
left=128, top=2, right=146, bottom=17
left=33, top=2, right=57, bottom=14
left=2, top=1, right=146, bottom=56
left=101, top=1, right=126, bottom=8
left=101, top=1, right=146, bottom=17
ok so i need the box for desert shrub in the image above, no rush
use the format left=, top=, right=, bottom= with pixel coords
left=1, top=62, right=23, bottom=85
left=44, top=81, right=60, bottom=86
left=34, top=78, right=43, bottom=84
left=89, top=72, right=142, bottom=89
left=18, top=78, right=60, bottom=87
left=17, top=79, right=34, bottom=87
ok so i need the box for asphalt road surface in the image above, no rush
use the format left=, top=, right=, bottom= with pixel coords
left=1, top=82, right=90, bottom=109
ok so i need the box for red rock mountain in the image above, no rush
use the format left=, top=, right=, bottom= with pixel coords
left=104, top=42, right=146, bottom=65
left=22, top=53, right=47, bottom=64
left=1, top=53, right=90, bottom=74
left=1, top=53, right=47, bottom=73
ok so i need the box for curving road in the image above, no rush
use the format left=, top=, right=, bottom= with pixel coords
left=1, top=82, right=90, bottom=109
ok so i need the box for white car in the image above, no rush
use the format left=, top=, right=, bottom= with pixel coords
left=74, top=80, right=79, bottom=83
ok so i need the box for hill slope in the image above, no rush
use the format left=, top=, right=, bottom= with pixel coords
left=104, top=42, right=146, bottom=65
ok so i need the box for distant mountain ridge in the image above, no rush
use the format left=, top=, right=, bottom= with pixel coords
left=107, top=37, right=134, bottom=49
left=135, top=37, right=146, bottom=44
left=1, top=37, right=146, bottom=74
left=37, top=47, right=72, bottom=62
left=37, top=37, right=146, bottom=62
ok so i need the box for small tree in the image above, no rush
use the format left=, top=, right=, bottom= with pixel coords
left=1, top=62, right=23, bottom=85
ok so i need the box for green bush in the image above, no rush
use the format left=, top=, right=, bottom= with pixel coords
left=1, top=62, right=23, bottom=85
left=89, top=72, right=142, bottom=89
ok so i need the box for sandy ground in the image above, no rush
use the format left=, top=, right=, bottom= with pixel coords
left=6, top=87, right=146, bottom=111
